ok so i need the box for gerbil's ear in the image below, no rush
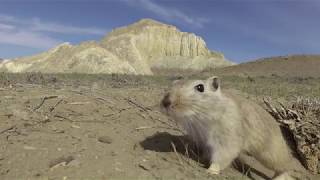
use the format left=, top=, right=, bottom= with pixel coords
left=207, top=76, right=220, bottom=91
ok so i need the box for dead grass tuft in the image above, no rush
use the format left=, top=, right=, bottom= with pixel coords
left=263, top=97, right=320, bottom=174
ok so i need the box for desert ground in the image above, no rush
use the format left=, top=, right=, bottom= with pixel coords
left=0, top=72, right=319, bottom=180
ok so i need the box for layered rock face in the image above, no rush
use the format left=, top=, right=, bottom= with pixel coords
left=0, top=42, right=136, bottom=74
left=0, top=19, right=233, bottom=74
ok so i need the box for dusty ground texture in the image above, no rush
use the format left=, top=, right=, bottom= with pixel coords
left=0, top=75, right=247, bottom=180
left=0, top=73, right=319, bottom=180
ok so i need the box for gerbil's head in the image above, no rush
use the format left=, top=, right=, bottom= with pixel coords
left=161, top=76, right=222, bottom=120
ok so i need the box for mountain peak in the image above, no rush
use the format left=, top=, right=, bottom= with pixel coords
left=135, top=18, right=168, bottom=27
left=49, top=42, right=72, bottom=53
left=56, top=42, right=72, bottom=48
left=104, top=18, right=177, bottom=39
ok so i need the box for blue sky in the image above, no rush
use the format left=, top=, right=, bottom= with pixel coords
left=0, top=0, right=319, bottom=62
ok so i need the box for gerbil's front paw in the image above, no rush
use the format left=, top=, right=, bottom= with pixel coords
left=207, top=163, right=220, bottom=175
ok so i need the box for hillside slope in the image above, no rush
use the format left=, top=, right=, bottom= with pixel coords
left=214, top=55, right=320, bottom=77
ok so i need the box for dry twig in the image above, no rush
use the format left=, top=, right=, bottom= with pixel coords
left=171, top=141, right=185, bottom=168
left=49, top=99, right=64, bottom=112
left=33, top=95, right=58, bottom=111
left=125, top=98, right=152, bottom=112
left=0, top=125, right=16, bottom=135
left=68, top=101, right=90, bottom=105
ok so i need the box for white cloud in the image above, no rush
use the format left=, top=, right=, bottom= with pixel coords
left=122, top=0, right=209, bottom=28
left=0, top=30, right=62, bottom=49
left=0, top=23, right=15, bottom=31
left=0, top=14, right=106, bottom=35
left=31, top=19, right=105, bottom=35
left=0, top=14, right=106, bottom=49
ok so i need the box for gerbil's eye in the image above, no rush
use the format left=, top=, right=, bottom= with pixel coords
left=195, top=84, right=204, bottom=92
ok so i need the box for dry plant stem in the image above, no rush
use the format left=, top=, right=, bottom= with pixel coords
left=33, top=95, right=58, bottom=111
left=0, top=125, right=16, bottom=135
left=68, top=101, right=91, bottom=105
left=49, top=99, right=64, bottom=112
left=124, top=98, right=152, bottom=111
left=125, top=98, right=183, bottom=133
left=171, top=141, right=185, bottom=168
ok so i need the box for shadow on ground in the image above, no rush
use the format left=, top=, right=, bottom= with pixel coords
left=140, top=132, right=274, bottom=180
left=140, top=132, right=210, bottom=166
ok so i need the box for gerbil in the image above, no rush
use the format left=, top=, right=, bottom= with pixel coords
left=160, top=76, right=307, bottom=180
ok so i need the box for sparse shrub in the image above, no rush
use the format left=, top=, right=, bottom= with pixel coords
left=26, top=72, right=45, bottom=84
left=0, top=72, right=11, bottom=87
left=247, top=76, right=255, bottom=83
left=264, top=97, right=320, bottom=174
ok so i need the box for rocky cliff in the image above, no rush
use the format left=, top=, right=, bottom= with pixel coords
left=0, top=18, right=233, bottom=75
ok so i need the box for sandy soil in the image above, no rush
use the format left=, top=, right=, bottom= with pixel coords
left=0, top=78, right=315, bottom=180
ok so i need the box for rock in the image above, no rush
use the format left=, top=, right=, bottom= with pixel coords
left=67, top=159, right=81, bottom=167
left=0, top=19, right=234, bottom=74
left=98, top=136, right=113, bottom=144
left=49, top=155, right=75, bottom=169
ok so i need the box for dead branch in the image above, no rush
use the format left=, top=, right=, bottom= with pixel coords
left=67, top=101, right=90, bottom=105
left=33, top=95, right=58, bottom=111
left=54, top=114, right=70, bottom=120
left=49, top=99, right=64, bottom=112
left=263, top=98, right=281, bottom=119
left=125, top=98, right=152, bottom=112
left=0, top=125, right=16, bottom=135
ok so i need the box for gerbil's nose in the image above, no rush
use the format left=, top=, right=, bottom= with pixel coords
left=162, top=93, right=171, bottom=108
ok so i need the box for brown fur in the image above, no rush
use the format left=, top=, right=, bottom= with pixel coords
left=160, top=76, right=306, bottom=179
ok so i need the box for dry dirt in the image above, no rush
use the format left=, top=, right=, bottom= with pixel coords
left=0, top=79, right=249, bottom=180
left=0, top=75, right=317, bottom=180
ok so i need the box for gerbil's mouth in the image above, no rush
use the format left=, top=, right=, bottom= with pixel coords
left=160, top=93, right=172, bottom=115
left=160, top=102, right=171, bottom=115
left=160, top=92, right=186, bottom=118
left=160, top=103, right=178, bottom=119
left=160, top=103, right=183, bottom=118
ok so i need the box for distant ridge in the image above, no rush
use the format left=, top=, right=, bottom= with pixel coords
left=0, top=18, right=233, bottom=74
left=214, top=55, right=320, bottom=77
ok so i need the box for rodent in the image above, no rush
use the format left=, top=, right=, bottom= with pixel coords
left=160, top=76, right=308, bottom=180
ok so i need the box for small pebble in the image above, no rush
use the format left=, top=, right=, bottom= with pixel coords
left=71, top=124, right=80, bottom=129
left=98, top=136, right=112, bottom=144
left=68, top=159, right=81, bottom=167
left=49, top=155, right=75, bottom=168
left=23, top=146, right=37, bottom=150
